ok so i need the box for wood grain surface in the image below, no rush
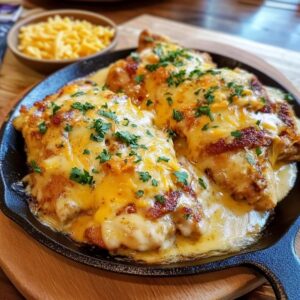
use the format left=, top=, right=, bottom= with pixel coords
left=0, top=9, right=300, bottom=300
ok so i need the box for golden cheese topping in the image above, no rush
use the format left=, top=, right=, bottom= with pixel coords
left=14, top=30, right=299, bottom=264
left=14, top=82, right=205, bottom=253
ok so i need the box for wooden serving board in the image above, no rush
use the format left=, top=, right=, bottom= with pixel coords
left=0, top=14, right=300, bottom=300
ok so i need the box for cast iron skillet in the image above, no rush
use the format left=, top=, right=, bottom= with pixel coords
left=0, top=49, right=299, bottom=299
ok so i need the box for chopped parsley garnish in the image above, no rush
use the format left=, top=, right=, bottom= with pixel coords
left=98, top=109, right=118, bottom=122
left=146, top=99, right=153, bottom=106
left=64, top=124, right=72, bottom=132
left=71, top=91, right=85, bottom=97
left=51, top=102, right=62, bottom=115
left=201, top=123, right=209, bottom=131
left=139, top=144, right=148, bottom=149
left=130, top=52, right=140, bottom=62
left=90, top=119, right=111, bottom=142
left=83, top=149, right=90, bottom=155
left=246, top=152, right=256, bottom=165
left=256, top=147, right=262, bottom=156
left=122, top=118, right=130, bottom=126
left=256, top=120, right=261, bottom=126
left=38, top=121, right=47, bottom=134
left=184, top=214, right=191, bottom=220
left=101, top=103, right=108, bottom=109
left=115, top=131, right=140, bottom=147
left=134, top=155, right=142, bottom=164
left=136, top=190, right=144, bottom=198
left=151, top=179, right=159, bottom=187
left=131, top=124, right=138, bottom=128
left=194, top=89, right=201, bottom=96
left=231, top=130, right=242, bottom=139
left=71, top=102, right=95, bottom=114
left=138, top=171, right=152, bottom=182
left=260, top=97, right=267, bottom=104
left=30, top=160, right=42, bottom=173
left=167, top=70, right=186, bottom=87
left=227, top=82, right=244, bottom=102
left=204, top=86, right=218, bottom=104
left=157, top=156, right=170, bottom=163
left=92, top=168, right=99, bottom=174
left=284, top=93, right=293, bottom=102
left=115, top=152, right=122, bottom=157
left=135, top=74, right=145, bottom=84
left=195, top=106, right=214, bottom=121
left=174, top=171, right=188, bottom=185
left=166, top=96, right=173, bottom=106
left=102, top=84, right=108, bottom=91
left=146, top=130, right=153, bottom=137
left=198, top=177, right=207, bottom=189
left=69, top=167, right=94, bottom=185
left=167, top=129, right=177, bottom=139
left=96, top=149, right=111, bottom=163
left=189, top=69, right=204, bottom=79
left=145, top=64, right=159, bottom=72
left=207, top=69, right=221, bottom=75
left=172, top=109, right=184, bottom=122
left=154, top=194, right=165, bottom=204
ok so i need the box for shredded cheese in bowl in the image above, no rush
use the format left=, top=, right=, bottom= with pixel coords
left=18, top=15, right=115, bottom=60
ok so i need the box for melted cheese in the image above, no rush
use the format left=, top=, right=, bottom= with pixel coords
left=14, top=82, right=203, bottom=254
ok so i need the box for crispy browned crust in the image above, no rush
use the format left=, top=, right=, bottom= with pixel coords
left=205, top=127, right=272, bottom=155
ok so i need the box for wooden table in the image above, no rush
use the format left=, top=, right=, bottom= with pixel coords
left=1, top=1, right=300, bottom=299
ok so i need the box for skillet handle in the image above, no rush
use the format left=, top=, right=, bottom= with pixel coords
left=245, top=218, right=300, bottom=300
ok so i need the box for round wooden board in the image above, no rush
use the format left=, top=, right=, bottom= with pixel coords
left=0, top=212, right=265, bottom=300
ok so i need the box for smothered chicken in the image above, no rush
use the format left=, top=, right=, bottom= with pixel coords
left=106, top=30, right=300, bottom=211
left=14, top=82, right=205, bottom=252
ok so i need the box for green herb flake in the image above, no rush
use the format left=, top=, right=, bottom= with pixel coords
left=64, top=124, right=72, bottom=132
left=172, top=109, right=184, bottom=122
left=98, top=109, right=118, bottom=122
left=138, top=171, right=152, bottom=182
left=184, top=214, right=191, bottom=220
left=260, top=97, right=267, bottom=104
left=135, top=74, right=145, bottom=84
left=284, top=93, right=294, bottom=102
left=166, top=96, right=173, bottom=106
left=51, top=102, right=62, bottom=115
left=38, top=121, right=47, bottom=134
left=122, top=118, right=130, bottom=126
left=69, top=167, right=94, bottom=185
left=71, top=102, right=95, bottom=114
left=30, top=160, right=42, bottom=174
left=115, top=131, right=140, bottom=147
left=146, top=99, right=153, bottom=106
left=256, top=120, right=261, bottom=126
left=174, top=171, right=188, bottom=186
left=194, top=89, right=201, bottom=96
left=157, top=156, right=170, bottom=163
left=136, top=190, right=144, bottom=198
left=195, top=106, right=214, bottom=121
left=71, top=91, right=85, bottom=98
left=90, top=119, right=111, bottom=142
left=96, top=149, right=111, bottom=163
left=154, top=194, right=165, bottom=204
left=145, top=64, right=159, bottom=72
left=198, top=177, right=207, bottom=189
left=167, top=129, right=177, bottom=139
left=92, top=168, right=100, bottom=174
left=201, top=123, right=209, bottom=131
left=146, top=130, right=153, bottom=137
left=204, top=86, right=218, bottom=104
left=231, top=130, right=242, bottom=139
left=256, top=147, right=263, bottom=156
left=83, top=149, right=90, bottom=155
left=151, top=179, right=159, bottom=187
left=130, top=52, right=140, bottom=62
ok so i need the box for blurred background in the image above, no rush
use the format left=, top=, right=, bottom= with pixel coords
left=11, top=0, right=300, bottom=51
